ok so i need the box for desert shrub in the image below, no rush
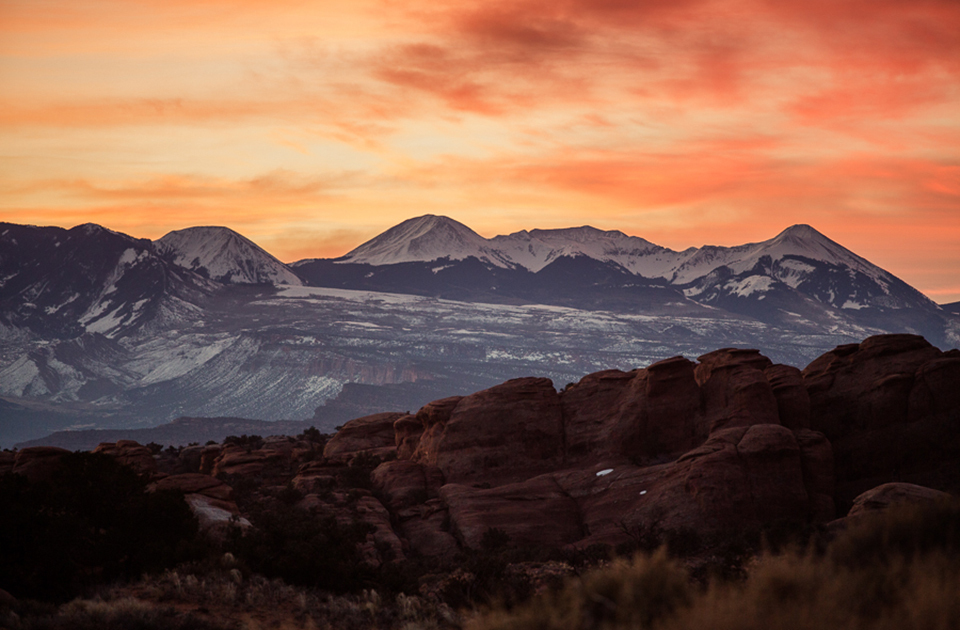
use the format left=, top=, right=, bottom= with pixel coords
left=0, top=453, right=201, bottom=602
left=223, top=434, right=263, bottom=451
left=467, top=549, right=692, bottom=630
left=297, top=426, right=325, bottom=445
left=470, top=500, right=960, bottom=630
left=4, top=597, right=233, bottom=630
left=226, top=498, right=374, bottom=592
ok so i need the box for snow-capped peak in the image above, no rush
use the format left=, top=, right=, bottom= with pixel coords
left=156, top=226, right=302, bottom=286
left=339, top=215, right=506, bottom=266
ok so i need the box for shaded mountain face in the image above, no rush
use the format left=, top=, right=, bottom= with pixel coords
left=156, top=226, right=302, bottom=286
left=0, top=223, right=212, bottom=339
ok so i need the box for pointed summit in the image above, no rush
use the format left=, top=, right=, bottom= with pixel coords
left=340, top=215, right=502, bottom=266
left=156, top=226, right=302, bottom=285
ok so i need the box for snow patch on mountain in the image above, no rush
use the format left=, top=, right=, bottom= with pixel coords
left=156, top=226, right=302, bottom=286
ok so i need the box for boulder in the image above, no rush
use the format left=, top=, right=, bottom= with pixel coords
left=149, top=473, right=234, bottom=502
left=396, top=499, right=460, bottom=559
left=846, top=482, right=952, bottom=518
left=212, top=444, right=277, bottom=477
left=414, top=378, right=563, bottom=486
left=185, top=494, right=250, bottom=532
left=93, top=440, right=157, bottom=474
left=908, top=356, right=960, bottom=420
left=441, top=475, right=584, bottom=549
left=371, top=459, right=444, bottom=510
left=694, top=348, right=773, bottom=386
left=553, top=424, right=818, bottom=548
left=11, top=446, right=70, bottom=482
left=199, top=444, right=222, bottom=475
left=323, top=412, right=405, bottom=463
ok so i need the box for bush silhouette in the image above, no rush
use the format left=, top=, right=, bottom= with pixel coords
left=0, top=452, right=200, bottom=602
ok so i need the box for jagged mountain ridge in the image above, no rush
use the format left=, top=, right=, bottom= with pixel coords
left=295, top=215, right=943, bottom=336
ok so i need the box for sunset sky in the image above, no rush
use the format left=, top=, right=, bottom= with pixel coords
left=1, top=0, right=958, bottom=301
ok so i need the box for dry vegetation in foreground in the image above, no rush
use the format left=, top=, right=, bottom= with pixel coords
left=467, top=499, right=960, bottom=630
left=2, top=493, right=959, bottom=629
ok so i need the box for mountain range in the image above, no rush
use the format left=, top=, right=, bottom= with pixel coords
left=1, top=216, right=957, bottom=447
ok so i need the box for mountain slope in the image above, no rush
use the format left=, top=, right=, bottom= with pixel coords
left=0, top=223, right=211, bottom=339
left=156, top=226, right=302, bottom=285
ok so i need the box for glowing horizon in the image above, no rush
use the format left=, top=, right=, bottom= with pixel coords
left=2, top=0, right=959, bottom=301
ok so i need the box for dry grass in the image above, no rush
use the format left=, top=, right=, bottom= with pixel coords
left=467, top=500, right=960, bottom=630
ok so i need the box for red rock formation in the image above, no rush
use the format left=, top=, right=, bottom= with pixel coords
left=323, top=412, right=404, bottom=463
left=694, top=348, right=773, bottom=386
left=845, top=482, right=951, bottom=518
left=440, top=476, right=584, bottom=549
left=11, top=446, right=70, bottom=482
left=765, top=364, right=811, bottom=430
left=371, top=459, right=444, bottom=510
left=559, top=369, right=636, bottom=466
left=803, top=334, right=959, bottom=509
left=414, top=378, right=563, bottom=486
left=92, top=440, right=158, bottom=474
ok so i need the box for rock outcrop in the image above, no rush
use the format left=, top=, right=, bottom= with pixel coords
left=803, top=334, right=960, bottom=510
left=92, top=440, right=158, bottom=474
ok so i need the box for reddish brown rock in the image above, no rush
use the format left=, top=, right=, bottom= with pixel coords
left=560, top=369, right=636, bottom=466
left=410, top=396, right=463, bottom=461
left=371, top=459, right=444, bottom=509
left=396, top=499, right=460, bottom=559
left=323, top=412, right=405, bottom=463
left=908, top=357, right=960, bottom=420
left=93, top=440, right=157, bottom=474
left=212, top=444, right=270, bottom=477
left=561, top=359, right=706, bottom=467
left=803, top=334, right=957, bottom=507
left=291, top=460, right=337, bottom=493
left=199, top=444, right=222, bottom=475
left=765, top=364, right=811, bottom=430
left=394, top=414, right=422, bottom=460
left=630, top=357, right=705, bottom=462
left=846, top=482, right=952, bottom=518
left=11, top=446, right=70, bottom=482
left=414, top=378, right=563, bottom=486
left=699, top=363, right=780, bottom=433
left=185, top=494, right=250, bottom=533
left=803, top=334, right=942, bottom=438
left=149, top=473, right=234, bottom=502
left=440, top=475, right=583, bottom=549
left=553, top=424, right=818, bottom=548
left=302, top=491, right=405, bottom=565
left=695, top=348, right=773, bottom=386
left=794, top=429, right=835, bottom=521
